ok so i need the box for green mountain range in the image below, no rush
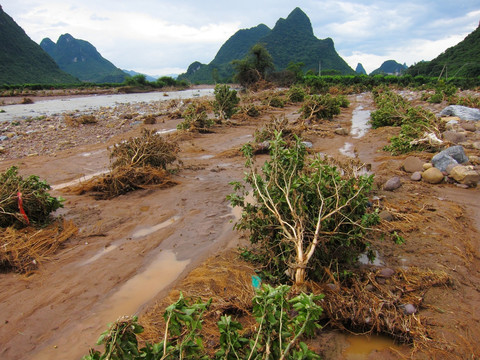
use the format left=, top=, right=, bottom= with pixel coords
left=370, top=60, right=407, bottom=76
left=0, top=5, right=77, bottom=85
left=407, top=24, right=480, bottom=78
left=179, top=7, right=354, bottom=84
left=40, top=34, right=128, bottom=83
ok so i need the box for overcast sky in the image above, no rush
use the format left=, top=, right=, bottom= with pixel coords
left=3, top=1, right=480, bottom=76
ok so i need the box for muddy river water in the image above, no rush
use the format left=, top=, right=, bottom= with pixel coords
left=0, top=88, right=214, bottom=122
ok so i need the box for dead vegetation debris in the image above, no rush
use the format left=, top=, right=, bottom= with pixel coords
left=0, top=219, right=78, bottom=273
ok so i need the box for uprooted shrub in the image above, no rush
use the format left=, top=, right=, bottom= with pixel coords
left=67, top=129, right=179, bottom=199
left=83, top=285, right=324, bottom=360
left=254, top=115, right=303, bottom=147
left=0, top=166, right=64, bottom=228
left=110, top=128, right=179, bottom=169
left=228, top=133, right=379, bottom=285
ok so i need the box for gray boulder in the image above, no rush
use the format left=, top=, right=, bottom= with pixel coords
left=431, top=146, right=469, bottom=172
left=439, top=105, right=480, bottom=121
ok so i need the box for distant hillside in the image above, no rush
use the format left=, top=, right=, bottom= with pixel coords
left=41, top=34, right=128, bottom=83
left=355, top=63, right=367, bottom=75
left=179, top=24, right=270, bottom=84
left=0, top=6, right=77, bottom=85
left=370, top=60, right=407, bottom=75
left=123, top=70, right=157, bottom=82
left=407, top=25, right=480, bottom=78
left=179, top=7, right=354, bottom=84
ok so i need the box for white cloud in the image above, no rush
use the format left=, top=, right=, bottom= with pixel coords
left=2, top=0, right=480, bottom=76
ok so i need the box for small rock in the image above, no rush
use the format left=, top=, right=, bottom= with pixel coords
left=473, top=142, right=480, bottom=150
left=422, top=167, right=444, bottom=184
left=403, top=304, right=417, bottom=315
left=326, top=283, right=339, bottom=291
left=442, top=131, right=467, bottom=144
left=379, top=268, right=395, bottom=278
left=456, top=183, right=470, bottom=189
left=411, top=171, right=422, bottom=181
left=334, top=127, right=349, bottom=135
left=383, top=176, right=402, bottom=191
left=301, top=141, right=313, bottom=148
left=445, top=163, right=458, bottom=175
left=6, top=132, right=16, bottom=138
left=461, top=122, right=476, bottom=132
left=450, top=165, right=480, bottom=186
left=423, top=163, right=433, bottom=170
left=402, top=156, right=424, bottom=173
left=0, top=135, right=7, bottom=141
left=440, top=116, right=460, bottom=124
left=379, top=210, right=394, bottom=222
left=469, top=156, right=480, bottom=165
left=376, top=277, right=386, bottom=284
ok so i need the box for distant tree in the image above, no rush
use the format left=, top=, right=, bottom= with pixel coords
left=232, top=43, right=274, bottom=86
left=125, top=74, right=147, bottom=86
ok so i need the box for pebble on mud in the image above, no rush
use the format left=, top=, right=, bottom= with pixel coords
left=383, top=176, right=402, bottom=191
left=402, top=156, right=424, bottom=173
left=402, top=303, right=417, bottom=315
left=411, top=171, right=422, bottom=181
left=378, top=267, right=395, bottom=278
left=334, top=127, right=349, bottom=136
left=423, top=163, right=433, bottom=170
left=379, top=210, right=394, bottom=222
left=422, top=167, right=444, bottom=184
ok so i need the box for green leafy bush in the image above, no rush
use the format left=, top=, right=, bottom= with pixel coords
left=287, top=85, right=306, bottom=103
left=301, top=94, right=342, bottom=121
left=177, top=102, right=214, bottom=132
left=212, top=84, right=240, bottom=120
left=268, top=96, right=286, bottom=108
left=383, top=106, right=440, bottom=155
left=369, top=88, right=410, bottom=128
left=229, top=133, right=378, bottom=284
left=83, top=285, right=324, bottom=360
left=0, top=166, right=64, bottom=228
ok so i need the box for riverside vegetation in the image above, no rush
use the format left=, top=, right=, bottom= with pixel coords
left=2, top=59, right=480, bottom=358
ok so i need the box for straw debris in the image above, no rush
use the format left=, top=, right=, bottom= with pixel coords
left=315, top=266, right=451, bottom=347
left=0, top=219, right=78, bottom=273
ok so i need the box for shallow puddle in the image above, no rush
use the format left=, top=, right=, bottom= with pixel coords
left=131, top=216, right=180, bottom=238
left=51, top=170, right=108, bottom=190
left=100, top=249, right=190, bottom=322
left=343, top=334, right=403, bottom=359
left=358, top=250, right=384, bottom=266
left=339, top=142, right=356, bottom=158
left=350, top=106, right=371, bottom=139
left=156, top=128, right=177, bottom=135
left=79, top=244, right=119, bottom=266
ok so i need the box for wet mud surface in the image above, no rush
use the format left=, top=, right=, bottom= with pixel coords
left=0, top=89, right=479, bottom=359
